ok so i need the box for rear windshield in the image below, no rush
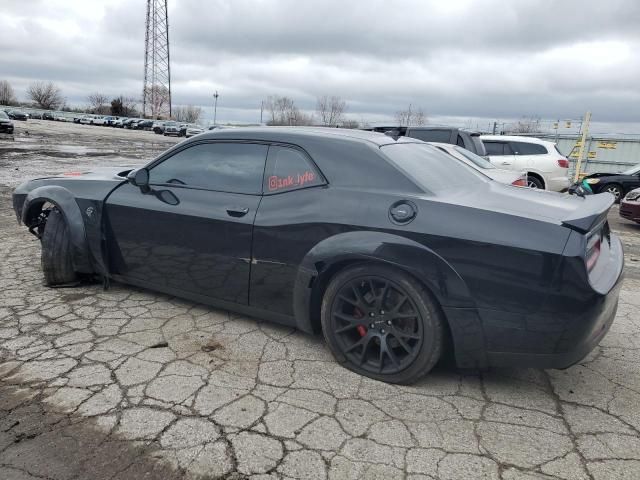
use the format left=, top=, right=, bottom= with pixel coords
left=406, top=129, right=451, bottom=143
left=381, top=143, right=488, bottom=194
left=452, top=146, right=495, bottom=169
left=471, top=136, right=487, bottom=156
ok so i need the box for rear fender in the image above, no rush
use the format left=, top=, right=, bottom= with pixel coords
left=21, top=185, right=93, bottom=274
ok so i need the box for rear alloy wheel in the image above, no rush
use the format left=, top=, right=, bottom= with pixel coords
left=321, top=264, right=444, bottom=384
left=527, top=175, right=544, bottom=189
left=604, top=184, right=623, bottom=202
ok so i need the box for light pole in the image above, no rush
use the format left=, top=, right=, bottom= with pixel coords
left=213, top=91, right=219, bottom=126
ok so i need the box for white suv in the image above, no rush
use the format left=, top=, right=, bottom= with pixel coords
left=481, top=135, right=570, bottom=191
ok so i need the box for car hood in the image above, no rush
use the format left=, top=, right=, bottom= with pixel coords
left=584, top=172, right=622, bottom=179
left=51, top=166, right=136, bottom=180
left=436, top=181, right=614, bottom=233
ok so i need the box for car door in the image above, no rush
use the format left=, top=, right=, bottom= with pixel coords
left=484, top=141, right=516, bottom=170
left=250, top=145, right=327, bottom=316
left=105, top=141, right=268, bottom=305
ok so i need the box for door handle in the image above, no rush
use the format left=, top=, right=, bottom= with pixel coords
left=501, top=161, right=512, bottom=165
left=226, top=206, right=249, bottom=217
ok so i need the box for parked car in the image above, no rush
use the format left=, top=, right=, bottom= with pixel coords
left=54, top=112, right=69, bottom=122
left=79, top=115, right=94, bottom=125
left=370, top=126, right=487, bottom=157
left=7, top=110, right=28, bottom=121
left=0, top=111, right=14, bottom=134
left=29, top=111, right=43, bottom=120
left=163, top=121, right=181, bottom=136
left=102, top=116, right=117, bottom=126
left=152, top=121, right=167, bottom=134
left=136, top=119, right=154, bottom=130
left=431, top=142, right=527, bottom=186
left=582, top=163, right=640, bottom=202
left=185, top=124, right=204, bottom=138
left=91, top=116, right=107, bottom=126
left=123, top=118, right=141, bottom=129
left=113, top=117, right=128, bottom=128
left=12, top=128, right=623, bottom=384
left=42, top=112, right=55, bottom=121
left=620, top=188, right=640, bottom=224
left=481, top=135, right=570, bottom=191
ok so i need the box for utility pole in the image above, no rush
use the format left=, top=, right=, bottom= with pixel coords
left=573, top=111, right=591, bottom=182
left=492, top=121, right=497, bottom=135
left=260, top=100, right=264, bottom=124
left=213, top=91, right=219, bottom=126
left=142, top=0, right=171, bottom=119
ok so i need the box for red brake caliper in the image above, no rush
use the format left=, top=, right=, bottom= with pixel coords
left=353, top=308, right=367, bottom=337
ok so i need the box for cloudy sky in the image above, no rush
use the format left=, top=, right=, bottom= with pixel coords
left=1, top=0, right=639, bottom=132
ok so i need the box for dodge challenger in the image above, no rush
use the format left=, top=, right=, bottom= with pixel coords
left=13, top=128, right=624, bottom=384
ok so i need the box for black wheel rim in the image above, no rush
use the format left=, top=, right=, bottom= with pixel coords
left=330, top=276, right=424, bottom=375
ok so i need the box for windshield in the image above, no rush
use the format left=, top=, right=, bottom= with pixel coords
left=452, top=146, right=495, bottom=169
left=381, top=143, right=488, bottom=194
left=0, top=111, right=8, bottom=119
left=622, top=164, right=640, bottom=175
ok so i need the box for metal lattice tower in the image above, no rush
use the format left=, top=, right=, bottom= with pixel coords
left=142, top=0, right=171, bottom=119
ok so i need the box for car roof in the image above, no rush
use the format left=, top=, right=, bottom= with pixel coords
left=481, top=135, right=554, bottom=145
left=196, top=126, right=421, bottom=147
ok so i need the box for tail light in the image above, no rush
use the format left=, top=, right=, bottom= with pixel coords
left=586, top=230, right=602, bottom=272
left=557, top=159, right=569, bottom=168
left=511, top=178, right=527, bottom=187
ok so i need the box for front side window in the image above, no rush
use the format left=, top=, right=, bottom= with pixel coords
left=510, top=141, right=548, bottom=155
left=264, top=146, right=324, bottom=193
left=149, top=142, right=268, bottom=194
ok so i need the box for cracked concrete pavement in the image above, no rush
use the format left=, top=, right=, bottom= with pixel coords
left=1, top=121, right=640, bottom=479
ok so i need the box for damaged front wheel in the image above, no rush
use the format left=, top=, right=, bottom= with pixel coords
left=40, top=208, right=78, bottom=286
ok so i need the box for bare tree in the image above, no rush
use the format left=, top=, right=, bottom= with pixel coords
left=395, top=104, right=426, bottom=126
left=143, top=85, right=170, bottom=119
left=110, top=95, right=139, bottom=117
left=27, top=81, right=64, bottom=110
left=264, top=96, right=314, bottom=126
left=87, top=92, right=110, bottom=114
left=0, top=80, right=17, bottom=106
left=508, top=117, right=541, bottom=134
left=341, top=119, right=360, bottom=129
left=173, top=105, right=203, bottom=123
left=316, top=95, right=347, bottom=126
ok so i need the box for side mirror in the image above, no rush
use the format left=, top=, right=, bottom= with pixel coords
left=127, top=168, right=151, bottom=194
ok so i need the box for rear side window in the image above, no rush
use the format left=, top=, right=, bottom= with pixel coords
left=406, top=129, right=452, bottom=143
left=484, top=141, right=509, bottom=155
left=510, top=141, right=548, bottom=155
left=149, top=142, right=268, bottom=194
left=264, top=145, right=324, bottom=193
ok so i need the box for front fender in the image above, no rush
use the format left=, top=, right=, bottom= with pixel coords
left=20, top=185, right=93, bottom=274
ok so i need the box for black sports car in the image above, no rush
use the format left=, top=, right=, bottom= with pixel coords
left=0, top=111, right=14, bottom=134
left=12, top=128, right=624, bottom=384
left=7, top=110, right=28, bottom=121
left=583, top=163, right=640, bottom=201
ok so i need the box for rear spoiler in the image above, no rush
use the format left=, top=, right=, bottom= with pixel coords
left=562, top=192, right=614, bottom=233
